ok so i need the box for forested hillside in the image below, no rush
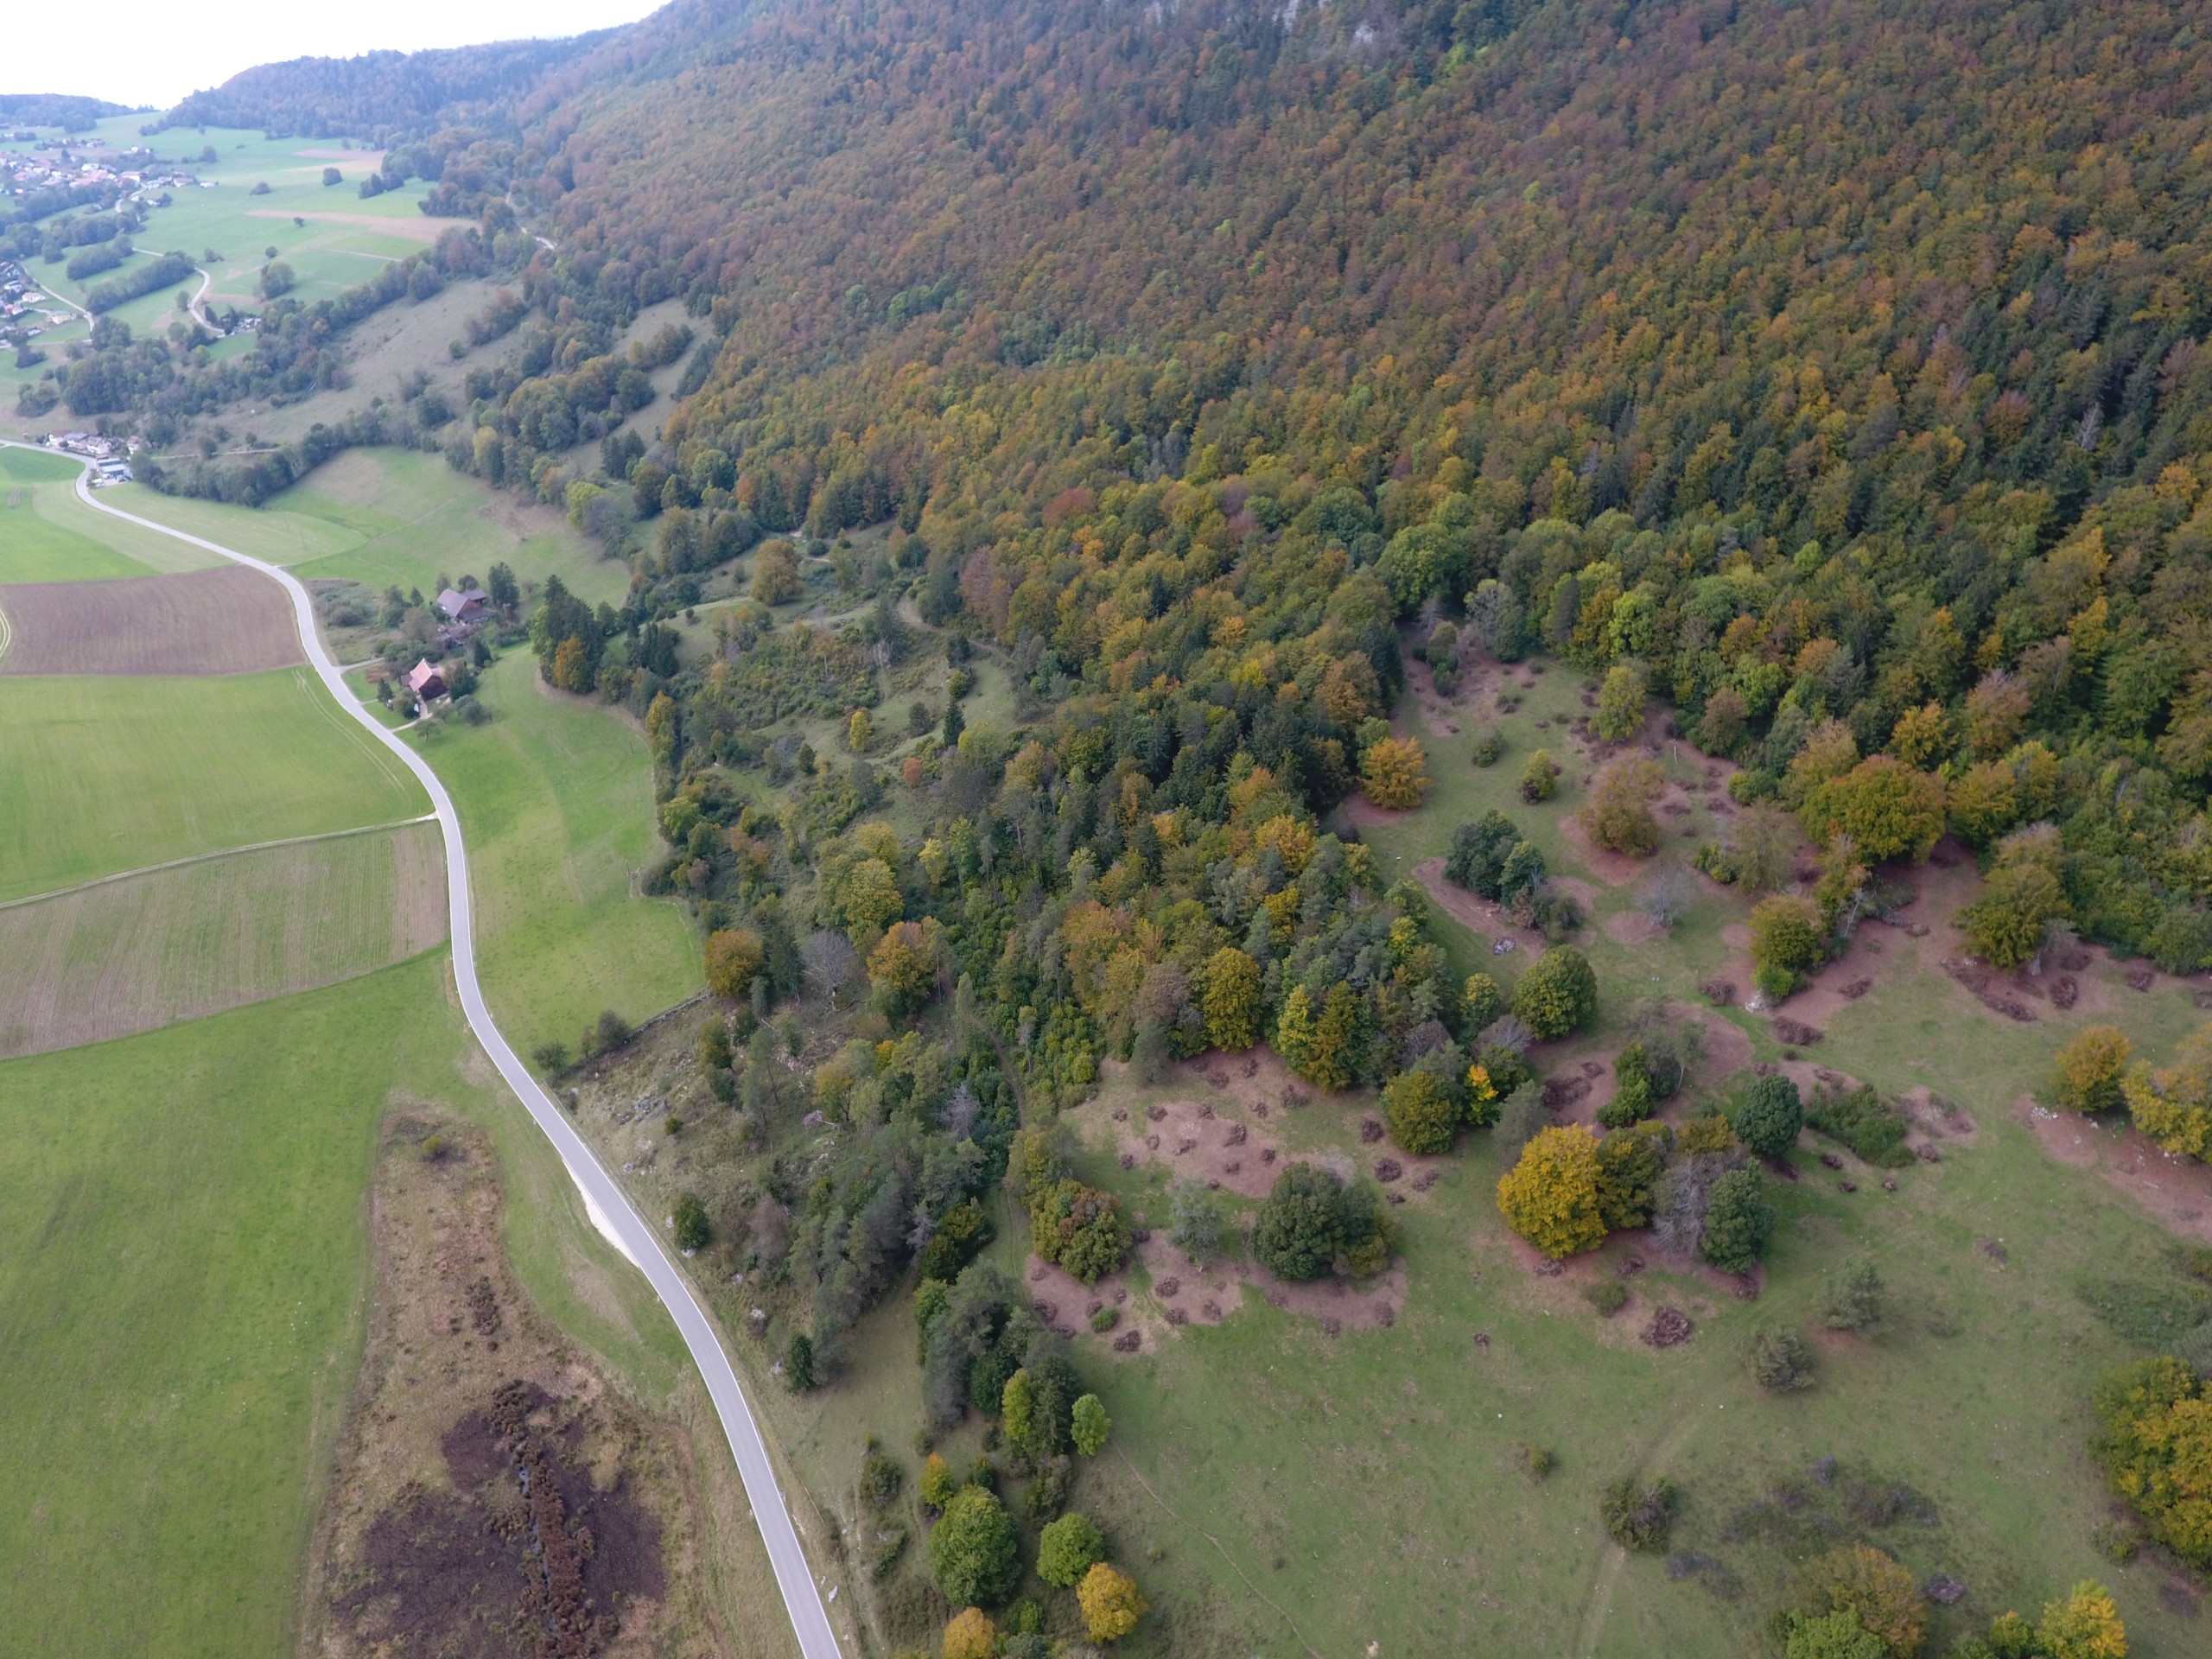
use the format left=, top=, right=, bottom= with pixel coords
left=156, top=33, right=617, bottom=140
left=438, top=0, right=2210, bottom=968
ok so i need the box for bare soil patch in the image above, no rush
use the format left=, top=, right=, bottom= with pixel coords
left=1413, top=856, right=1550, bottom=956
left=301, top=1117, right=729, bottom=1659
left=2020, top=1096, right=2212, bottom=1247
left=1405, top=658, right=1464, bottom=737
left=1113, top=1091, right=1283, bottom=1200
left=0, top=564, right=301, bottom=676
left=1603, top=909, right=1667, bottom=946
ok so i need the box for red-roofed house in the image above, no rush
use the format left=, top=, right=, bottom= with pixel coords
left=406, top=658, right=447, bottom=701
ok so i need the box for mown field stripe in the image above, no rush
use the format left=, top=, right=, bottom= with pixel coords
left=0, top=814, right=437, bottom=913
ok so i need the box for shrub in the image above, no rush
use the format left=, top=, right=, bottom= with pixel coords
left=1071, top=1394, right=1109, bottom=1456
left=784, top=1332, right=817, bottom=1391
left=1599, top=1476, right=1678, bottom=1552
left=1518, top=747, right=1559, bottom=802
left=1699, top=1168, right=1776, bottom=1274
left=1782, top=1610, right=1887, bottom=1659
left=920, top=1452, right=957, bottom=1510
left=1580, top=757, right=1665, bottom=855
left=1472, top=728, right=1504, bottom=766
left=1594, top=1121, right=1670, bottom=1230
left=1254, top=1162, right=1395, bottom=1280
left=1749, top=894, right=1826, bottom=999
left=2120, top=1023, right=2212, bottom=1160
left=929, top=1485, right=1022, bottom=1607
left=1804, top=1084, right=1915, bottom=1166
left=1383, top=1068, right=1459, bottom=1154
left=1752, top=1325, right=1818, bottom=1390
left=2056, top=1027, right=2133, bottom=1114
left=1199, top=946, right=1263, bottom=1050
left=1599, top=1042, right=1656, bottom=1128
left=1583, top=1279, right=1629, bottom=1316
left=1516, top=1442, right=1557, bottom=1479
left=2093, top=1356, right=2212, bottom=1567
left=672, top=1192, right=711, bottom=1251
left=1512, top=945, right=1598, bottom=1039
left=1497, top=1126, right=1607, bottom=1258
left=704, top=926, right=766, bottom=1000
left=1167, top=1179, right=1226, bottom=1266
left=1037, top=1511, right=1107, bottom=1586
left=1801, top=1545, right=1925, bottom=1658
left=2034, top=1580, right=2129, bottom=1659
left=1822, top=1260, right=1884, bottom=1332
left=1595, top=662, right=1647, bottom=741
left=1360, top=735, right=1430, bottom=808
left=1030, top=1179, right=1130, bottom=1282
left=1728, top=1072, right=1804, bottom=1160
left=1077, top=1562, right=1147, bottom=1643
left=942, top=1607, right=995, bottom=1659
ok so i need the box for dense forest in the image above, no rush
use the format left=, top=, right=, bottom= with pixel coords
left=154, top=34, right=615, bottom=141
left=0, top=94, right=132, bottom=129
left=404, top=0, right=2209, bottom=973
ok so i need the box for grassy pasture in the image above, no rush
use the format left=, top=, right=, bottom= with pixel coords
left=411, top=648, right=701, bottom=1056
left=110, top=447, right=632, bottom=607
left=0, top=447, right=225, bottom=579
left=0, top=670, right=427, bottom=900
left=0, top=950, right=739, bottom=1659
left=0, top=819, right=444, bottom=1058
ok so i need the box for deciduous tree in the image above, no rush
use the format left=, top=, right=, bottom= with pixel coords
left=1077, top=1562, right=1147, bottom=1643
left=1497, top=1126, right=1607, bottom=1258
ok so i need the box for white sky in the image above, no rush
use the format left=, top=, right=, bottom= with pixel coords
left=18, top=0, right=668, bottom=111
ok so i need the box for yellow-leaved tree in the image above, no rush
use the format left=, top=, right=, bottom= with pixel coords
left=1496, top=1126, right=1606, bottom=1258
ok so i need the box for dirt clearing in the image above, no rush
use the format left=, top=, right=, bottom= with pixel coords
left=0, top=564, right=302, bottom=675
left=301, top=1116, right=734, bottom=1659
left=0, top=821, right=444, bottom=1058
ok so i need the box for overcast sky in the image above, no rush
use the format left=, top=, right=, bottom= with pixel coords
left=25, top=0, right=666, bottom=111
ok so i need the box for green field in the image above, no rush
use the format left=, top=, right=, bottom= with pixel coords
left=0, top=447, right=226, bottom=580
left=110, top=447, right=632, bottom=606
left=0, top=671, right=427, bottom=900
left=0, top=951, right=715, bottom=1659
left=0, top=820, right=444, bottom=1058
left=413, top=648, right=701, bottom=1056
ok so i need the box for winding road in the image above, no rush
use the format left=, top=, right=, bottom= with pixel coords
left=17, top=448, right=844, bottom=1659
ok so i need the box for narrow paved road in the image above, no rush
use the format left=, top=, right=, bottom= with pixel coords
left=27, top=451, right=844, bottom=1659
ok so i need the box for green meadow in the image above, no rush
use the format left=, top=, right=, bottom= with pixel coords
left=0, top=670, right=426, bottom=900
left=110, top=446, right=632, bottom=606
left=0, top=447, right=225, bottom=579
left=0, top=952, right=715, bottom=1659
left=411, top=648, right=701, bottom=1056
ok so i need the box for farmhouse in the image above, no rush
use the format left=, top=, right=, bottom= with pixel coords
left=435, top=587, right=486, bottom=626
left=405, top=659, right=447, bottom=701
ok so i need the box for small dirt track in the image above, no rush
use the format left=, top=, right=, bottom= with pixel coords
left=0, top=564, right=303, bottom=676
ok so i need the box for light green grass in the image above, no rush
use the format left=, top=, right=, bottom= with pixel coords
left=0, top=952, right=700, bottom=1659
left=0, top=447, right=226, bottom=578
left=412, top=649, right=700, bottom=1054
left=0, top=671, right=426, bottom=900
left=108, top=448, right=632, bottom=606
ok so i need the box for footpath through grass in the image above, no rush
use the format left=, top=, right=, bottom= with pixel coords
left=413, top=648, right=700, bottom=1058
left=0, top=670, right=427, bottom=901
left=109, top=448, right=632, bottom=607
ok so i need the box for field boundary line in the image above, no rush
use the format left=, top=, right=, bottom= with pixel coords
left=19, top=443, right=848, bottom=1659
left=1112, top=1446, right=1327, bottom=1659
left=0, top=815, right=439, bottom=913
left=0, top=593, right=11, bottom=668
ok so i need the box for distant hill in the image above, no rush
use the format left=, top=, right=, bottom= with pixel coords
left=155, top=33, right=619, bottom=140
left=0, top=93, right=135, bottom=130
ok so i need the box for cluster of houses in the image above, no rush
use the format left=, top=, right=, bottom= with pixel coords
left=2, top=143, right=200, bottom=203
left=41, top=431, right=133, bottom=483
left=1, top=259, right=72, bottom=333
left=402, top=588, right=490, bottom=707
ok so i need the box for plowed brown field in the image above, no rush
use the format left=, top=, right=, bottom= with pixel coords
left=0, top=564, right=302, bottom=676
